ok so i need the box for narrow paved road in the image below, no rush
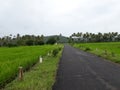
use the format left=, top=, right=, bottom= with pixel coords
left=53, top=45, right=120, bottom=90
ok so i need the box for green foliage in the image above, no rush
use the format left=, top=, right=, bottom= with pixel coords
left=0, top=34, right=45, bottom=47
left=111, top=52, right=115, bottom=57
left=26, top=40, right=34, bottom=46
left=0, top=34, right=69, bottom=47
left=84, top=47, right=91, bottom=51
left=52, top=49, right=59, bottom=57
left=58, top=47, right=62, bottom=51
left=46, top=37, right=56, bottom=44
left=70, top=32, right=120, bottom=43
left=44, top=35, right=68, bottom=43
left=7, top=43, right=18, bottom=47
left=36, top=40, right=44, bottom=45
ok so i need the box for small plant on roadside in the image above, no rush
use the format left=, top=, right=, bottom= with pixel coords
left=58, top=47, right=62, bottom=51
left=52, top=49, right=59, bottom=57
left=84, top=47, right=91, bottom=51
left=104, top=50, right=108, bottom=55
left=98, top=54, right=101, bottom=57
left=111, top=52, right=115, bottom=57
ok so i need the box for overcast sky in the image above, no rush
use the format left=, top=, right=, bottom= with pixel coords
left=0, top=0, right=120, bottom=37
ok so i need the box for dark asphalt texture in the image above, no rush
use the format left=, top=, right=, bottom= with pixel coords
left=52, top=45, right=120, bottom=90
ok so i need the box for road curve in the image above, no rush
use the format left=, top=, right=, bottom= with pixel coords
left=53, top=45, right=120, bottom=90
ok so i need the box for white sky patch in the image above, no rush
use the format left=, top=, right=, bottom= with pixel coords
left=0, top=0, right=120, bottom=36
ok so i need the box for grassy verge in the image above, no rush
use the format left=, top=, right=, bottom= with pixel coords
left=2, top=46, right=63, bottom=90
left=74, top=42, right=120, bottom=63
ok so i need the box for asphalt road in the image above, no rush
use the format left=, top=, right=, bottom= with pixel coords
left=53, top=45, right=120, bottom=90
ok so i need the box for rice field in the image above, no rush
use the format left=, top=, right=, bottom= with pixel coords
left=0, top=45, right=59, bottom=88
left=74, top=42, right=120, bottom=63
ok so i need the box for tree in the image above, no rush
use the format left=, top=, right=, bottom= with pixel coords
left=37, top=40, right=44, bottom=45
left=26, top=40, right=34, bottom=46
left=46, top=37, right=56, bottom=44
left=56, top=36, right=60, bottom=43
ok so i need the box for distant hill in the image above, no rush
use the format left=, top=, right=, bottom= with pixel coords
left=44, top=35, right=69, bottom=43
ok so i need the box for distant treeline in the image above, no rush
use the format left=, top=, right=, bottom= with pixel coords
left=69, top=32, right=120, bottom=43
left=1, top=32, right=120, bottom=47
left=0, top=34, right=59, bottom=47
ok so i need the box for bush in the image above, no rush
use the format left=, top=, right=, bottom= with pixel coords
left=52, top=49, right=59, bottom=57
left=8, top=43, right=18, bottom=47
left=26, top=40, right=34, bottom=46
left=111, top=52, right=115, bottom=57
left=58, top=47, right=62, bottom=51
left=46, top=37, right=56, bottom=45
left=36, top=40, right=44, bottom=45
left=84, top=47, right=91, bottom=51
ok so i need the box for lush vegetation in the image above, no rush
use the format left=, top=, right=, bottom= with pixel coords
left=1, top=32, right=120, bottom=47
left=0, top=34, right=68, bottom=47
left=0, top=34, right=45, bottom=47
left=70, top=32, right=120, bottom=43
left=0, top=45, right=61, bottom=88
left=45, top=35, right=68, bottom=43
left=3, top=45, right=63, bottom=90
left=74, top=42, right=120, bottom=63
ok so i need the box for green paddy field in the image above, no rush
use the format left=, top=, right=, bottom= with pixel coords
left=74, top=42, right=120, bottom=63
left=0, top=45, right=63, bottom=90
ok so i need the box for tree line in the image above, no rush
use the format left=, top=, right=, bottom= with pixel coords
left=0, top=34, right=57, bottom=47
left=69, top=32, right=120, bottom=43
left=1, top=32, right=120, bottom=47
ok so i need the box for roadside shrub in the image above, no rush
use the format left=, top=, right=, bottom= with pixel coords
left=70, top=43, right=75, bottom=46
left=58, top=47, right=62, bottom=51
left=104, top=50, right=108, bottom=55
left=52, top=49, right=59, bottom=57
left=79, top=45, right=83, bottom=48
left=84, top=47, right=91, bottom=51
left=98, top=54, right=101, bottom=57
left=111, top=52, right=115, bottom=57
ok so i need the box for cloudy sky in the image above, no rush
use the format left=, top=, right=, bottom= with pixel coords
left=0, top=0, right=120, bottom=36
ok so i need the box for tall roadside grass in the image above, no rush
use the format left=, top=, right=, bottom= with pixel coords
left=0, top=45, right=59, bottom=88
left=74, top=42, right=120, bottom=63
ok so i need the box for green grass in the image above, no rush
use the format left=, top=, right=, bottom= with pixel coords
left=2, top=48, right=62, bottom=90
left=74, top=42, right=120, bottom=63
left=0, top=45, right=62, bottom=88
